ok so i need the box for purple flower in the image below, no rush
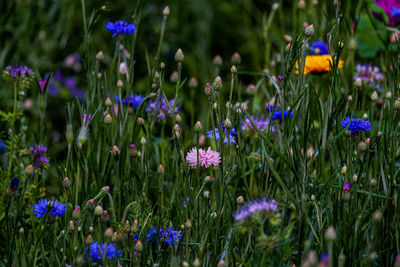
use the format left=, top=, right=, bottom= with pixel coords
left=30, top=144, right=49, bottom=168
left=146, top=95, right=180, bottom=119
left=106, top=20, right=136, bottom=38
left=374, top=0, right=400, bottom=26
left=234, top=198, right=278, bottom=222
left=241, top=115, right=274, bottom=133
left=5, top=65, right=32, bottom=80
left=354, top=64, right=384, bottom=89
left=341, top=117, right=371, bottom=133
left=310, top=40, right=329, bottom=55
left=343, top=181, right=351, bottom=193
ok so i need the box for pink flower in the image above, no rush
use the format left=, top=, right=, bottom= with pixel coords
left=186, top=147, right=221, bottom=169
left=39, top=80, right=47, bottom=93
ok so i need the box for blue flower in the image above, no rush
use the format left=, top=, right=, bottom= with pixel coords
left=5, top=65, right=32, bottom=80
left=9, top=178, right=20, bottom=191
left=33, top=199, right=66, bottom=218
left=33, top=199, right=48, bottom=218
left=128, top=94, right=144, bottom=108
left=310, top=40, right=329, bottom=55
left=392, top=6, right=400, bottom=19
left=0, top=140, right=7, bottom=153
left=103, top=243, right=122, bottom=260
left=206, top=123, right=236, bottom=145
left=271, top=110, right=293, bottom=121
left=86, top=242, right=121, bottom=264
left=106, top=20, right=136, bottom=38
left=146, top=227, right=182, bottom=246
left=234, top=198, right=278, bottom=222
left=341, top=117, right=371, bottom=133
left=50, top=200, right=67, bottom=217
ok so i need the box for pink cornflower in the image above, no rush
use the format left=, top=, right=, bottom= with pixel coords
left=186, top=147, right=221, bottom=169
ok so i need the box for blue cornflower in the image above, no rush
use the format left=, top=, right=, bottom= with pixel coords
left=86, top=242, right=121, bottom=263
left=128, top=94, right=144, bottom=108
left=392, top=6, right=400, bottom=19
left=206, top=123, right=237, bottom=145
left=271, top=110, right=293, bottom=121
left=0, top=140, right=6, bottom=153
left=7, top=178, right=20, bottom=195
left=115, top=95, right=128, bottom=105
left=103, top=243, right=122, bottom=260
left=341, top=117, right=371, bottom=133
left=310, top=40, right=329, bottom=55
left=146, top=227, right=182, bottom=246
left=33, top=199, right=66, bottom=218
left=33, top=199, right=48, bottom=218
left=106, top=20, right=136, bottom=38
left=265, top=104, right=275, bottom=113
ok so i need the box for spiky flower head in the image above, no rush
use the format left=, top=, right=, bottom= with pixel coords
left=33, top=199, right=66, bottom=218
left=186, top=147, right=221, bottom=169
left=341, top=117, right=371, bottom=134
left=106, top=20, right=136, bottom=38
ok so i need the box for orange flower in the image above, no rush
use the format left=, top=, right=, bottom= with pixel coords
left=296, top=55, right=344, bottom=74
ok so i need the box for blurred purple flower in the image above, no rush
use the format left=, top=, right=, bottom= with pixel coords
left=374, top=0, right=400, bottom=26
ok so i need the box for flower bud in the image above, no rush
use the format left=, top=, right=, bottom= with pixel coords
left=86, top=199, right=95, bottom=210
left=194, top=121, right=202, bottom=133
left=72, top=205, right=81, bottom=220
left=135, top=240, right=143, bottom=252
left=158, top=164, right=164, bottom=175
left=325, top=226, right=336, bottom=241
left=104, top=113, right=112, bottom=124
left=170, top=71, right=178, bottom=83
left=68, top=220, right=75, bottom=232
left=96, top=51, right=104, bottom=61
left=193, top=258, right=201, bottom=267
left=311, top=194, right=316, bottom=202
left=25, top=164, right=33, bottom=175
left=140, top=136, right=147, bottom=146
left=101, top=210, right=109, bottom=223
left=218, top=260, right=227, bottom=267
left=236, top=195, right=244, bottom=205
left=305, top=24, right=315, bottom=37
left=341, top=165, right=347, bottom=175
left=19, top=227, right=24, bottom=235
left=119, top=62, right=128, bottom=75
left=163, top=6, right=170, bottom=16
left=386, top=91, right=392, bottom=100
left=185, top=219, right=192, bottom=229
left=246, top=84, right=256, bottom=95
left=231, top=65, right=237, bottom=74
left=89, top=226, right=94, bottom=233
left=111, top=145, right=120, bottom=158
left=204, top=83, right=212, bottom=96
left=358, top=141, right=367, bottom=152
left=105, top=97, right=112, bottom=107
left=231, top=52, right=241, bottom=65
left=355, top=78, right=362, bottom=88
left=371, top=91, right=378, bottom=102
left=298, top=0, right=305, bottom=9
left=94, top=205, right=103, bottom=216
left=204, top=176, right=214, bottom=183
left=272, top=2, right=280, bottom=10
left=86, top=235, right=93, bottom=245
left=211, top=212, right=217, bottom=219
left=175, top=49, right=184, bottom=63
left=213, top=55, right=223, bottom=67
left=224, top=118, right=232, bottom=129
left=131, top=220, right=138, bottom=233
left=189, top=77, right=198, bottom=88
left=213, top=76, right=222, bottom=91
left=104, top=227, right=113, bottom=238
left=123, top=220, right=130, bottom=233
left=391, top=32, right=400, bottom=44
left=370, top=178, right=377, bottom=186
left=63, top=177, right=71, bottom=187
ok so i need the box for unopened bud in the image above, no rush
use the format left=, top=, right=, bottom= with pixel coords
left=358, top=141, right=367, bottom=152
left=355, top=78, right=362, bottom=88
left=224, top=118, right=232, bottom=129
left=117, top=79, right=123, bottom=88
left=386, top=91, right=392, bottom=100
left=101, top=210, right=110, bottom=223
left=160, top=62, right=165, bottom=69
left=305, top=24, right=315, bottom=37
left=236, top=195, right=244, bottom=205
left=86, top=199, right=95, bottom=210
left=370, top=178, right=377, bottom=186
left=391, top=32, right=400, bottom=44
left=140, top=136, right=147, bottom=146
left=72, top=205, right=81, bottom=220
left=204, top=83, right=212, bottom=96
left=341, top=165, right=347, bottom=175
left=135, top=240, right=143, bottom=252
left=213, top=55, right=223, bottom=67
left=231, top=52, right=241, bottom=65
left=231, top=65, right=237, bottom=74
left=189, top=77, right=198, bottom=88
left=104, top=113, right=112, bottom=124
left=175, top=49, right=184, bottom=63
left=105, top=97, right=112, bottom=107
left=163, top=6, right=170, bottom=16
left=26, top=164, right=33, bottom=175
left=298, top=0, right=305, bottom=9
left=94, top=205, right=103, bottom=216
left=158, top=164, right=164, bottom=175
left=272, top=2, right=280, bottom=10
left=104, top=227, right=113, bottom=238
left=213, top=76, right=222, bottom=91
left=371, top=91, right=378, bottom=102
left=185, top=219, right=192, bottom=229
left=96, top=51, right=104, bottom=61
left=325, top=226, right=336, bottom=241
left=63, top=177, right=70, bottom=187
left=119, top=62, right=128, bottom=75
left=194, top=121, right=202, bottom=133
left=170, top=71, right=178, bottom=83
left=86, top=235, right=93, bottom=245
left=123, top=220, right=130, bottom=233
